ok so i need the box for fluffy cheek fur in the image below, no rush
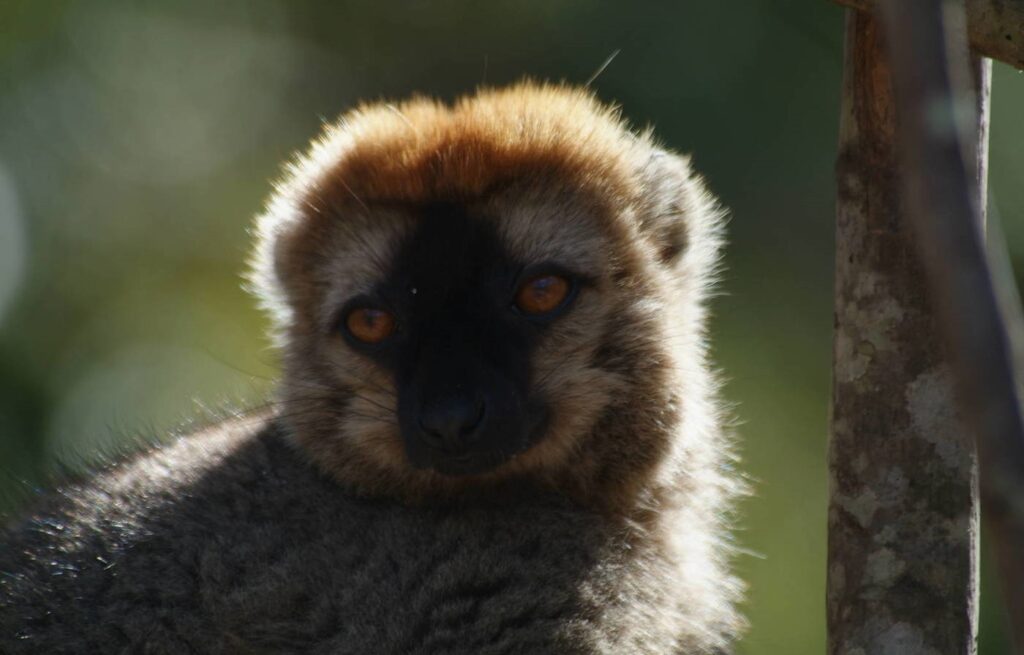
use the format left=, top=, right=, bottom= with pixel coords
left=498, top=281, right=624, bottom=482
left=484, top=191, right=687, bottom=500
left=272, top=212, right=409, bottom=491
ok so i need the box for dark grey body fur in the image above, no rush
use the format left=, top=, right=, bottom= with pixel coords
left=1, top=419, right=685, bottom=654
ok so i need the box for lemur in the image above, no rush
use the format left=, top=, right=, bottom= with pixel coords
left=0, top=83, right=743, bottom=654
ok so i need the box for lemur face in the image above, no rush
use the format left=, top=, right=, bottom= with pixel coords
left=251, top=83, right=717, bottom=500
left=340, top=202, right=581, bottom=476
left=278, top=185, right=628, bottom=483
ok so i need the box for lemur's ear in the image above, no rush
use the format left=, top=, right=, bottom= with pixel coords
left=635, top=149, right=724, bottom=267
left=632, top=149, right=726, bottom=303
left=637, top=150, right=691, bottom=267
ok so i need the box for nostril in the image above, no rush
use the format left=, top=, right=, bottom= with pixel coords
left=468, top=399, right=486, bottom=433
left=418, top=396, right=487, bottom=450
left=468, top=397, right=487, bottom=431
left=418, top=421, right=445, bottom=449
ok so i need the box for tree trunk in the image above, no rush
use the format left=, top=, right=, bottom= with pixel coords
left=827, top=10, right=981, bottom=654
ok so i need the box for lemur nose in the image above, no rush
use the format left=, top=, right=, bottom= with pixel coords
left=418, top=396, right=486, bottom=451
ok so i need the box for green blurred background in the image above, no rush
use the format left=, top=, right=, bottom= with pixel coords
left=0, top=1, right=1020, bottom=652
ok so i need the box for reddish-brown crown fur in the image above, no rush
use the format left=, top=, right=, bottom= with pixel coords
left=301, top=83, right=646, bottom=209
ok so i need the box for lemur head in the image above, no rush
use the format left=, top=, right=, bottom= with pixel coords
left=250, top=83, right=724, bottom=508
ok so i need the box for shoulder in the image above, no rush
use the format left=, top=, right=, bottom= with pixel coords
left=0, top=413, right=362, bottom=651
left=3, top=412, right=286, bottom=534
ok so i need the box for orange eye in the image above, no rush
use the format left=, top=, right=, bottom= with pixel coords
left=345, top=307, right=395, bottom=344
left=515, top=275, right=571, bottom=315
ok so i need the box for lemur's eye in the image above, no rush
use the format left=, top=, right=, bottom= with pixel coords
left=515, top=274, right=572, bottom=315
left=345, top=307, right=395, bottom=344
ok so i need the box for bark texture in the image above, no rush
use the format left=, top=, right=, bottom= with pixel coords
left=828, top=11, right=980, bottom=655
left=833, top=0, right=1024, bottom=70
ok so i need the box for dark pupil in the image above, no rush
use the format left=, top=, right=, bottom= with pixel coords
left=362, top=310, right=384, bottom=329
left=533, top=277, right=556, bottom=296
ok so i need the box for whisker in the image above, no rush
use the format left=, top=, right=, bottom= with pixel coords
left=585, top=49, right=621, bottom=87
left=384, top=104, right=417, bottom=133
left=249, top=388, right=399, bottom=419
left=335, top=176, right=371, bottom=215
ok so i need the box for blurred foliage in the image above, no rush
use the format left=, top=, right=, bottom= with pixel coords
left=0, top=1, right=1021, bottom=652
